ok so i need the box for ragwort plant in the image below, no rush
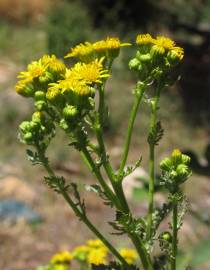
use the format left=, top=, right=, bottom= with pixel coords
left=16, top=34, right=192, bottom=270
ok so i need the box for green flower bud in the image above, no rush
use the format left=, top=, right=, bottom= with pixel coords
left=35, top=100, right=46, bottom=111
left=59, top=119, right=69, bottom=130
left=160, top=157, right=173, bottom=171
left=181, top=154, right=191, bottom=165
left=171, top=149, right=182, bottom=166
left=161, top=231, right=172, bottom=242
left=170, top=170, right=178, bottom=179
left=63, top=105, right=78, bottom=119
left=39, top=71, right=54, bottom=84
left=34, top=91, right=46, bottom=101
left=129, top=58, right=140, bottom=70
left=19, top=121, right=31, bottom=132
left=23, top=132, right=33, bottom=142
left=176, top=164, right=190, bottom=182
left=139, top=53, right=152, bottom=62
left=32, top=111, right=44, bottom=123
left=150, top=45, right=165, bottom=57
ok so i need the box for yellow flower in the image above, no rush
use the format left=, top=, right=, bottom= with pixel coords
left=18, top=60, right=46, bottom=81
left=50, top=251, right=72, bottom=265
left=119, top=248, right=138, bottom=265
left=46, top=84, right=62, bottom=101
left=136, top=34, right=155, bottom=45
left=69, top=58, right=110, bottom=84
left=53, top=265, right=69, bottom=270
left=41, top=54, right=66, bottom=74
left=170, top=46, right=184, bottom=61
left=86, top=239, right=107, bottom=250
left=65, top=42, right=94, bottom=61
left=60, top=78, right=92, bottom=96
left=87, top=248, right=107, bottom=265
left=154, top=36, right=176, bottom=50
left=93, top=37, right=131, bottom=53
left=15, top=78, right=33, bottom=96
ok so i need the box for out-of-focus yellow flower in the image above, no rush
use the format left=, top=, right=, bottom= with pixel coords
left=65, top=42, right=94, bottom=61
left=50, top=251, right=72, bottom=265
left=86, top=239, right=107, bottom=250
left=53, top=265, right=69, bottom=270
left=119, top=248, right=138, bottom=265
left=154, top=36, right=176, bottom=50
left=136, top=34, right=155, bottom=45
left=68, top=58, right=110, bottom=84
left=87, top=248, right=107, bottom=265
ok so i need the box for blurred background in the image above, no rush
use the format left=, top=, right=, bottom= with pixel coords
left=0, top=0, right=210, bottom=269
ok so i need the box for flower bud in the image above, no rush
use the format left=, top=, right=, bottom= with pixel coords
left=23, top=132, right=33, bottom=142
left=139, top=53, right=152, bottom=62
left=150, top=45, right=165, bottom=57
left=29, top=121, right=39, bottom=132
left=160, top=157, right=172, bottom=171
left=32, top=111, right=44, bottom=123
left=161, top=231, right=172, bottom=243
left=39, top=71, right=54, bottom=84
left=129, top=58, right=140, bottom=70
left=35, top=100, right=46, bottom=111
left=35, top=91, right=46, bottom=101
left=176, top=164, right=190, bottom=182
left=171, top=149, right=182, bottom=166
left=170, top=170, right=178, bottom=179
left=46, top=87, right=61, bottom=102
left=181, top=154, right=191, bottom=165
left=63, top=105, right=78, bottom=119
left=19, top=121, right=31, bottom=132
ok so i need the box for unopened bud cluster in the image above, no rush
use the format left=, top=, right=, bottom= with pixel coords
left=160, top=149, right=191, bottom=193
left=129, top=34, right=184, bottom=81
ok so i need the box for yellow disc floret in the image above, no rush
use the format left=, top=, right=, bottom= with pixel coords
left=119, top=248, right=138, bottom=265
left=41, top=54, right=66, bottom=74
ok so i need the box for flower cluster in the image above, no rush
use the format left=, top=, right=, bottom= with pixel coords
left=65, top=37, right=131, bottom=62
left=129, top=34, right=184, bottom=81
left=35, top=239, right=138, bottom=270
left=160, top=149, right=191, bottom=193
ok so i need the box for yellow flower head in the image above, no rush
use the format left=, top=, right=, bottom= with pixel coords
left=41, top=54, right=66, bottom=74
left=60, top=78, right=92, bottom=96
left=93, top=37, right=131, bottom=53
left=46, top=84, right=62, bottom=101
left=53, top=265, right=69, bottom=270
left=50, top=251, right=72, bottom=265
left=87, top=248, right=107, bottom=265
left=154, top=36, right=176, bottom=50
left=18, top=60, right=46, bottom=82
left=170, top=46, right=184, bottom=61
left=86, top=239, right=107, bottom=250
left=15, top=78, right=33, bottom=96
left=65, top=42, right=94, bottom=61
left=136, top=34, right=155, bottom=45
left=69, top=58, right=110, bottom=84
left=119, top=248, right=138, bottom=265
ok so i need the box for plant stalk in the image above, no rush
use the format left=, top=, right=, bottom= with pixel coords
left=118, top=83, right=145, bottom=179
left=146, top=86, right=161, bottom=240
left=171, top=202, right=178, bottom=270
left=37, top=148, right=129, bottom=268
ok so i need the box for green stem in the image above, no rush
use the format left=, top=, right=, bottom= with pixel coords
left=80, top=146, right=121, bottom=210
left=146, top=87, right=161, bottom=241
left=118, top=83, right=146, bottom=179
left=37, top=149, right=129, bottom=268
left=171, top=202, right=178, bottom=270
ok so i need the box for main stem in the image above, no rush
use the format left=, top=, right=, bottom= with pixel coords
left=37, top=148, right=129, bottom=268
left=97, top=83, right=153, bottom=270
left=171, top=202, right=178, bottom=270
left=146, top=87, right=161, bottom=240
